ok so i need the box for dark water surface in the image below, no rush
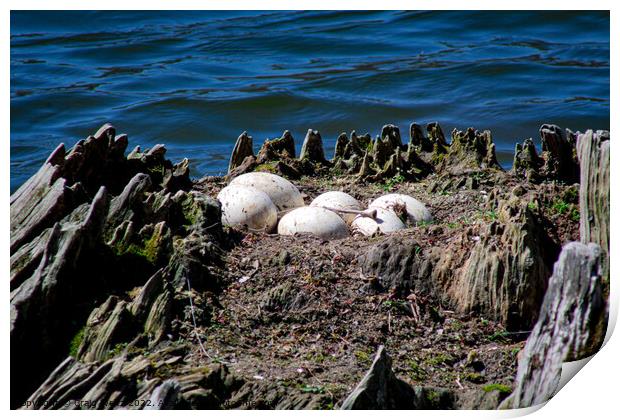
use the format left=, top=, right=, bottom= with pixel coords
left=10, top=11, right=610, bottom=192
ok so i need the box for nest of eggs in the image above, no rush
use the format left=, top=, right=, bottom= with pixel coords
left=217, top=172, right=432, bottom=239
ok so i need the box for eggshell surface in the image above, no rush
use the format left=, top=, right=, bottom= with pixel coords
left=369, top=193, right=432, bottom=224
left=352, top=207, right=406, bottom=236
left=217, top=185, right=278, bottom=231
left=278, top=206, right=349, bottom=240
left=230, top=172, right=304, bottom=211
left=310, top=191, right=362, bottom=224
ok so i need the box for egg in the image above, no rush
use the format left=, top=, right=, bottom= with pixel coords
left=310, top=191, right=362, bottom=224
left=351, top=207, right=406, bottom=236
left=230, top=172, right=304, bottom=211
left=369, top=193, right=432, bottom=225
left=217, top=184, right=278, bottom=231
left=278, top=206, right=349, bottom=240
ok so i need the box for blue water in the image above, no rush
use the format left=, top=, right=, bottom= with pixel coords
left=10, top=11, right=610, bottom=193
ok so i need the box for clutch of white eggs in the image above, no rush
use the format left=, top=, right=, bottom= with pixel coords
left=216, top=172, right=432, bottom=240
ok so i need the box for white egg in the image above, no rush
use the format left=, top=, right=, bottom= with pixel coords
left=230, top=172, right=304, bottom=211
left=369, top=193, right=432, bottom=224
left=351, top=207, right=406, bottom=236
left=278, top=207, right=349, bottom=240
left=310, top=191, right=362, bottom=224
left=217, top=185, right=278, bottom=231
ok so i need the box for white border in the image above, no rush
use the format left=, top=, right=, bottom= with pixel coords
left=3, top=2, right=616, bottom=419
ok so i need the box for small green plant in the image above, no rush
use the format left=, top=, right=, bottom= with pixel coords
left=306, top=351, right=326, bottom=363
left=354, top=349, right=372, bottom=364
left=551, top=199, right=570, bottom=215
left=382, top=299, right=396, bottom=309
left=299, top=385, right=325, bottom=394
left=527, top=202, right=537, bottom=212
left=426, top=390, right=440, bottom=405
left=488, top=328, right=510, bottom=343
left=570, top=207, right=580, bottom=222
left=562, top=186, right=578, bottom=203
left=416, top=219, right=433, bottom=228
left=482, top=383, right=512, bottom=394
left=407, top=360, right=427, bottom=381
left=450, top=320, right=464, bottom=331
left=382, top=174, right=405, bottom=192
left=426, top=353, right=452, bottom=366
left=485, top=210, right=498, bottom=221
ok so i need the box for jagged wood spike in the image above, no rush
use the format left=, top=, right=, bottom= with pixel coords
left=299, top=129, right=326, bottom=163
left=228, top=131, right=254, bottom=173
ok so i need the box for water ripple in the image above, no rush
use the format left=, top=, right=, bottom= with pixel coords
left=10, top=10, right=610, bottom=193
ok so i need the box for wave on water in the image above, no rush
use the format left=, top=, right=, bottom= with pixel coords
left=10, top=10, right=609, bottom=192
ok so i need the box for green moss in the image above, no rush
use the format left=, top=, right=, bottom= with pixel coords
left=147, top=163, right=165, bottom=181
left=143, top=235, right=161, bottom=264
left=255, top=161, right=278, bottom=173
left=181, top=197, right=201, bottom=226
left=313, top=353, right=326, bottom=363
left=570, top=207, right=580, bottom=222
left=354, top=349, right=372, bottom=364
left=111, top=231, right=162, bottom=265
left=426, top=353, right=452, bottom=366
left=69, top=326, right=86, bottom=358
left=482, top=383, right=512, bottom=394
left=124, top=243, right=149, bottom=259
left=407, top=360, right=427, bottom=381
left=431, top=141, right=448, bottom=165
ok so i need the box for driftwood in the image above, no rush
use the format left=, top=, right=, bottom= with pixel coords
left=503, top=242, right=606, bottom=408
left=228, top=132, right=254, bottom=173
left=299, top=129, right=326, bottom=163
left=576, top=129, right=610, bottom=280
